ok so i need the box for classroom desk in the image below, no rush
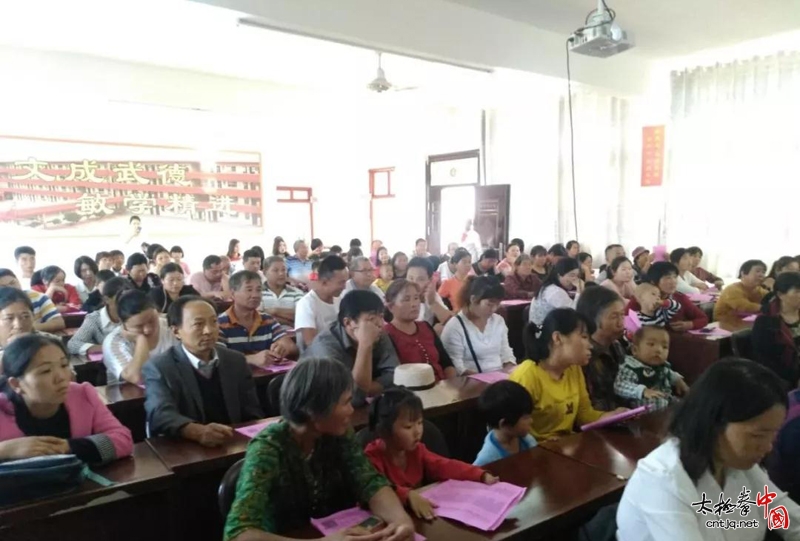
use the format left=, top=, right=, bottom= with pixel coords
left=540, top=429, right=662, bottom=480
left=0, top=442, right=175, bottom=541
left=287, top=447, right=626, bottom=541
left=63, top=311, right=87, bottom=328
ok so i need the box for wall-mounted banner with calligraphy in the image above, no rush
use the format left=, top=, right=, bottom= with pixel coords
left=0, top=136, right=262, bottom=237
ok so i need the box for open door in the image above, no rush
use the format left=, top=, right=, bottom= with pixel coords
left=474, top=185, right=510, bottom=253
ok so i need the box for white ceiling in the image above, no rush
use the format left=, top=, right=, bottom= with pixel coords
left=0, top=1, right=489, bottom=96
left=444, top=0, right=800, bottom=57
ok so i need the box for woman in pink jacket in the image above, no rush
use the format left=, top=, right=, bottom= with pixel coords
left=0, top=334, right=132, bottom=464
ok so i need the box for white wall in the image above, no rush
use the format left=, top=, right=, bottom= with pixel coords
left=0, top=47, right=481, bottom=275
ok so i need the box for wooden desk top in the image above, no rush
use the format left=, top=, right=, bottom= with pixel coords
left=419, top=447, right=625, bottom=540
left=0, top=442, right=173, bottom=527
left=147, top=431, right=251, bottom=477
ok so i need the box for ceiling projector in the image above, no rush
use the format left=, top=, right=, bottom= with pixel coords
left=568, top=0, right=633, bottom=58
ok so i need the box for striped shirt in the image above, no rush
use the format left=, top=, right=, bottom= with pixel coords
left=261, top=284, right=304, bottom=311
left=218, top=307, right=287, bottom=354
left=27, top=290, right=61, bottom=323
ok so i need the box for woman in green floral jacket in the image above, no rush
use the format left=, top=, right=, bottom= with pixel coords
left=224, top=357, right=415, bottom=541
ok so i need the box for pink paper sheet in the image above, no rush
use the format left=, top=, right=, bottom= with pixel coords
left=468, top=371, right=510, bottom=384
left=255, top=361, right=296, bottom=374
left=688, top=327, right=732, bottom=338
left=742, top=314, right=758, bottom=322
left=422, top=480, right=526, bottom=531
left=580, top=405, right=650, bottom=431
left=688, top=293, right=714, bottom=303
left=500, top=299, right=531, bottom=307
left=86, top=351, right=104, bottom=362
left=311, top=507, right=425, bottom=541
left=235, top=418, right=281, bottom=439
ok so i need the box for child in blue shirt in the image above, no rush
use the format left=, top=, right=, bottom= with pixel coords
left=473, top=380, right=537, bottom=466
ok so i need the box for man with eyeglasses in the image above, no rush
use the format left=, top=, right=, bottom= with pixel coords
left=342, top=256, right=385, bottom=301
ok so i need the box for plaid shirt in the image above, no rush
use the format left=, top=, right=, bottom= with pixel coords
left=614, top=356, right=682, bottom=411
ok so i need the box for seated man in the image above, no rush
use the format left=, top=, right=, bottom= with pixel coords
left=14, top=246, right=36, bottom=290
left=109, top=249, right=125, bottom=276
left=302, top=290, right=398, bottom=407
left=285, top=240, right=313, bottom=288
left=342, top=256, right=386, bottom=300
left=218, top=270, right=297, bottom=367
left=190, top=255, right=231, bottom=300
left=144, top=296, right=264, bottom=447
left=260, top=256, right=304, bottom=326
left=0, top=287, right=61, bottom=362
left=0, top=269, right=65, bottom=333
left=406, top=256, right=452, bottom=331
left=597, top=244, right=626, bottom=282
left=241, top=248, right=265, bottom=281
left=295, top=255, right=348, bottom=349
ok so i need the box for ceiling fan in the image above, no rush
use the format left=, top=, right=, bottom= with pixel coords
left=367, top=52, right=417, bottom=93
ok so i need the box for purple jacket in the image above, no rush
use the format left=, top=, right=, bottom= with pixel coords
left=0, top=382, right=133, bottom=464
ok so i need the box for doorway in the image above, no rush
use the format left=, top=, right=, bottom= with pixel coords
left=426, top=150, right=510, bottom=257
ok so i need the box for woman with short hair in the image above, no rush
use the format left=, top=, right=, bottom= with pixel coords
left=503, top=254, right=541, bottom=300
left=224, top=357, right=414, bottom=541
left=617, top=359, right=800, bottom=540
left=148, top=263, right=200, bottom=314
left=384, top=280, right=456, bottom=381
left=627, top=262, right=709, bottom=331
left=713, top=260, right=768, bottom=324
left=67, top=277, right=131, bottom=356
left=751, top=272, right=800, bottom=389
left=73, top=256, right=99, bottom=303
left=31, top=266, right=82, bottom=312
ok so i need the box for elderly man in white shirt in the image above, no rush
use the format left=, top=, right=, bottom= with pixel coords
left=342, top=257, right=386, bottom=301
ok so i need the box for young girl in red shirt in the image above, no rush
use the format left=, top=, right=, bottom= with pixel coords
left=364, top=388, right=498, bottom=520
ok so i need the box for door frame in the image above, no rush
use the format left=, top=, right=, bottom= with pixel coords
left=425, top=150, right=481, bottom=256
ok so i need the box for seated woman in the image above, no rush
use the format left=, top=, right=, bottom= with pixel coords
left=503, top=254, right=541, bottom=300
left=0, top=334, right=133, bottom=464
left=81, top=269, right=117, bottom=313
left=102, top=289, right=177, bottom=385
left=0, top=288, right=61, bottom=365
left=764, top=256, right=800, bottom=291
left=546, top=243, right=568, bottom=267
left=125, top=253, right=162, bottom=294
left=600, top=256, right=635, bottom=300
left=495, top=242, right=521, bottom=278
left=529, top=245, right=549, bottom=281
left=392, top=251, right=409, bottom=280
left=713, top=259, right=768, bottom=324
left=31, top=266, right=82, bottom=313
left=73, top=255, right=99, bottom=304
left=441, top=276, right=515, bottom=375
left=67, top=277, right=131, bottom=357
left=686, top=246, right=724, bottom=289
left=510, top=309, right=626, bottom=441
left=437, top=248, right=472, bottom=312
left=577, top=253, right=595, bottom=284
left=384, top=280, right=456, bottom=382
left=576, top=286, right=629, bottom=411
left=150, top=246, right=173, bottom=278
left=631, top=246, right=651, bottom=283
left=627, top=262, right=709, bottom=331
left=373, top=246, right=390, bottom=269
left=529, top=257, right=582, bottom=326
left=224, top=357, right=414, bottom=541
left=751, top=272, right=800, bottom=390
left=148, top=263, right=200, bottom=314
left=768, top=388, right=800, bottom=502
left=616, top=359, right=800, bottom=539
left=669, top=248, right=709, bottom=294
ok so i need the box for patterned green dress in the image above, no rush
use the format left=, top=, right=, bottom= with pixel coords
left=224, top=421, right=389, bottom=540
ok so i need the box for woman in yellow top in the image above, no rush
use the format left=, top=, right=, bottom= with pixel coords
left=509, top=308, right=627, bottom=441
left=713, top=259, right=769, bottom=323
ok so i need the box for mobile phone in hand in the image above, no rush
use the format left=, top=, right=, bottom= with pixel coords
left=351, top=516, right=385, bottom=535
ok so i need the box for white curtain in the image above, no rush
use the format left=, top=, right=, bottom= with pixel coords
left=485, top=85, right=637, bottom=262
left=666, top=52, right=800, bottom=276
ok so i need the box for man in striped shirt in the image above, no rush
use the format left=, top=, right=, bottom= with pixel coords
left=0, top=268, right=65, bottom=333
left=218, top=270, right=297, bottom=368
left=261, top=256, right=304, bottom=327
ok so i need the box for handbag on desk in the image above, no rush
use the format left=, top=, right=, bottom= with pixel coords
left=0, top=454, right=112, bottom=506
